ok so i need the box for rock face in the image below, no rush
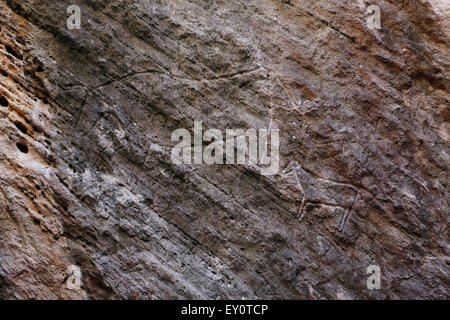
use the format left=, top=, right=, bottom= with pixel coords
left=0, top=0, right=448, bottom=299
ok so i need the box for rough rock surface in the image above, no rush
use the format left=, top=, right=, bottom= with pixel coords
left=0, top=0, right=449, bottom=299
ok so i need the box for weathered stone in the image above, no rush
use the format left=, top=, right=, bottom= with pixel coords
left=0, top=0, right=448, bottom=299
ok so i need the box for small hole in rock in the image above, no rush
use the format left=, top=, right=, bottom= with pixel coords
left=36, top=65, right=43, bottom=72
left=15, top=122, right=27, bottom=134
left=0, top=96, right=8, bottom=107
left=5, top=45, right=22, bottom=59
left=16, top=143, right=28, bottom=153
left=0, top=70, right=7, bottom=77
left=16, top=36, right=25, bottom=45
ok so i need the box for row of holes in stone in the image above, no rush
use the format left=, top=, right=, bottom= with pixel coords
left=1, top=94, right=29, bottom=153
